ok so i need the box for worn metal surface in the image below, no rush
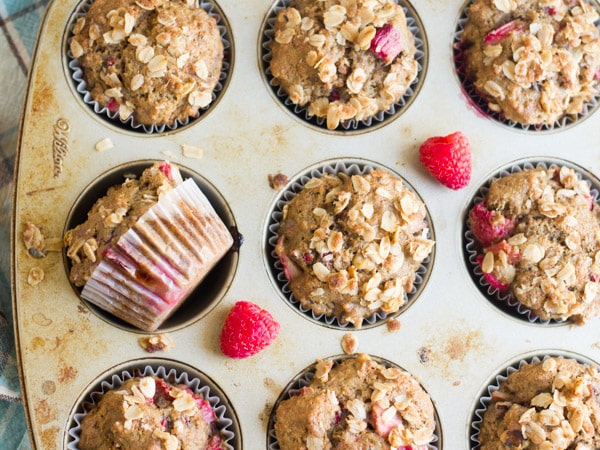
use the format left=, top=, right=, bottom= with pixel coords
left=12, top=0, right=600, bottom=448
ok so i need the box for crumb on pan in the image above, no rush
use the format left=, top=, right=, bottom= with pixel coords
left=138, top=333, right=175, bottom=353
left=268, top=172, right=289, bottom=190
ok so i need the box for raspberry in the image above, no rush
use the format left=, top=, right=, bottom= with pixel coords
left=370, top=24, right=403, bottom=64
left=418, top=131, right=472, bottom=190
left=219, top=301, right=280, bottom=358
left=468, top=202, right=517, bottom=247
left=483, top=20, right=527, bottom=45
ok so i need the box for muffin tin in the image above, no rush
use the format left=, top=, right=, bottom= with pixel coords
left=11, top=0, right=600, bottom=448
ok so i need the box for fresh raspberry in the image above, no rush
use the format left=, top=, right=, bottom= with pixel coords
left=418, top=131, right=472, bottom=190
left=476, top=254, right=511, bottom=292
left=468, top=202, right=517, bottom=247
left=370, top=24, right=403, bottom=64
left=483, top=20, right=527, bottom=45
left=219, top=301, right=280, bottom=358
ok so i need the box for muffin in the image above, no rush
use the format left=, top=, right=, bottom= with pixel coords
left=272, top=353, right=436, bottom=449
left=476, top=356, right=600, bottom=449
left=269, top=0, right=419, bottom=130
left=69, top=0, right=224, bottom=128
left=467, top=164, right=600, bottom=324
left=275, top=168, right=434, bottom=328
left=64, top=161, right=234, bottom=332
left=78, top=375, right=228, bottom=449
left=459, top=0, right=600, bottom=127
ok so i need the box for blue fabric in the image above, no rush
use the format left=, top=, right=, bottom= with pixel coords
left=0, top=0, right=49, bottom=448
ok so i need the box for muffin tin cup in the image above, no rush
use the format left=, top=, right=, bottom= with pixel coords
left=266, top=353, right=443, bottom=449
left=65, top=0, right=234, bottom=134
left=265, top=158, right=435, bottom=330
left=463, top=157, right=600, bottom=325
left=452, top=0, right=600, bottom=132
left=63, top=160, right=240, bottom=333
left=259, top=0, right=428, bottom=134
left=65, top=358, right=241, bottom=449
left=469, top=350, right=600, bottom=449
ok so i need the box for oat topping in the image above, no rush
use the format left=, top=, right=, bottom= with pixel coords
left=480, top=357, right=600, bottom=449
left=469, top=165, right=600, bottom=323
left=269, top=0, right=419, bottom=129
left=461, top=0, right=600, bottom=125
left=276, top=169, right=433, bottom=327
left=71, top=0, right=224, bottom=127
left=274, top=354, right=436, bottom=449
left=79, top=375, right=224, bottom=449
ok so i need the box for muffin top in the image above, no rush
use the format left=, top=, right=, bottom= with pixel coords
left=275, top=168, right=434, bottom=328
left=78, top=375, right=226, bottom=449
left=269, top=0, right=418, bottom=130
left=468, top=165, right=600, bottom=323
left=64, top=162, right=179, bottom=287
left=70, top=0, right=224, bottom=127
left=478, top=357, right=600, bottom=449
left=460, top=0, right=600, bottom=126
left=274, top=353, right=436, bottom=449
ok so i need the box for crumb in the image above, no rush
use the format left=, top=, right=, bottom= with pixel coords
left=95, top=137, right=114, bottom=151
left=27, top=267, right=44, bottom=286
left=341, top=333, right=358, bottom=354
left=181, top=144, right=203, bottom=159
left=386, top=318, right=401, bottom=332
left=268, top=172, right=288, bottom=190
left=418, top=346, right=431, bottom=364
left=138, top=333, right=175, bottom=353
left=23, top=223, right=46, bottom=258
left=453, top=380, right=461, bottom=386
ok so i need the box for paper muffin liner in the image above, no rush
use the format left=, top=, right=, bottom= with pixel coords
left=265, top=158, right=434, bottom=329
left=65, top=360, right=239, bottom=449
left=452, top=0, right=600, bottom=132
left=469, top=351, right=599, bottom=448
left=65, top=0, right=233, bottom=134
left=267, top=354, right=441, bottom=449
left=81, top=177, right=234, bottom=332
left=463, top=157, right=600, bottom=325
left=260, top=0, right=427, bottom=133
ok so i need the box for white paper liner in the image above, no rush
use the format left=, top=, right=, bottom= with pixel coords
left=452, top=0, right=600, bottom=132
left=65, top=0, right=232, bottom=134
left=266, top=158, right=434, bottom=329
left=266, top=354, right=441, bottom=449
left=463, top=158, right=600, bottom=325
left=82, top=178, right=234, bottom=332
left=66, top=362, right=237, bottom=449
left=470, top=352, right=599, bottom=448
left=260, top=0, right=427, bottom=133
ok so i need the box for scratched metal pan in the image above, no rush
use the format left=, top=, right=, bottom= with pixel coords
left=12, top=0, right=600, bottom=448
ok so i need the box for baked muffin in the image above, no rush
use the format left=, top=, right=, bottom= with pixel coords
left=275, top=168, right=434, bottom=328
left=273, top=353, right=436, bottom=449
left=476, top=356, right=600, bottom=449
left=64, top=161, right=234, bottom=331
left=467, top=164, right=600, bottom=324
left=269, top=0, right=419, bottom=130
left=70, top=0, right=224, bottom=128
left=79, top=375, right=227, bottom=449
left=460, top=0, right=600, bottom=126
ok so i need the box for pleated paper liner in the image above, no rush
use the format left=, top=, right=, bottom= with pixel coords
left=64, top=0, right=233, bottom=134
left=265, top=158, right=435, bottom=330
left=63, top=161, right=239, bottom=333
left=259, top=0, right=428, bottom=134
left=65, top=358, right=241, bottom=449
left=462, top=157, right=600, bottom=325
